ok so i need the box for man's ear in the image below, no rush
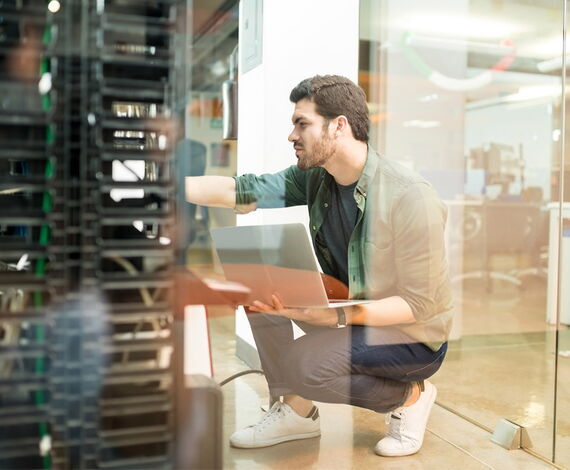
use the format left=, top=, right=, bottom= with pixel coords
left=335, top=115, right=349, bottom=135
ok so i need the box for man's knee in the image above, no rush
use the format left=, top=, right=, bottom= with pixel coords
left=247, top=311, right=291, bottom=329
left=280, top=339, right=331, bottom=395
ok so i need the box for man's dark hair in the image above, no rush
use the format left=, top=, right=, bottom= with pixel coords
left=289, top=75, right=369, bottom=142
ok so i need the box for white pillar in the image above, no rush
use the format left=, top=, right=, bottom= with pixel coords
left=237, top=0, right=360, bottom=227
left=234, top=0, right=360, bottom=365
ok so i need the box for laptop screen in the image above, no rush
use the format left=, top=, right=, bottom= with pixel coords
left=211, top=223, right=319, bottom=271
left=210, top=223, right=329, bottom=307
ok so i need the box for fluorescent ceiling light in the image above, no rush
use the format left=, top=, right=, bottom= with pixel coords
left=396, top=14, right=525, bottom=40
left=406, top=34, right=514, bottom=55
left=505, top=85, right=561, bottom=103
left=403, top=120, right=441, bottom=129
left=537, top=54, right=569, bottom=73
left=419, top=94, right=439, bottom=102
left=525, top=36, right=565, bottom=59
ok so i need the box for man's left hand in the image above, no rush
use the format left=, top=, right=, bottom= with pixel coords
left=248, top=294, right=337, bottom=327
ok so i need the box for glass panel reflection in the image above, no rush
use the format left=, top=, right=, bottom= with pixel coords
left=360, top=0, right=564, bottom=462
left=555, top=8, right=570, bottom=464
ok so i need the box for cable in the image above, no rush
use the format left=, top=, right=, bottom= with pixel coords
left=108, top=256, right=154, bottom=306
left=119, top=161, right=144, bottom=181
left=219, top=369, right=264, bottom=387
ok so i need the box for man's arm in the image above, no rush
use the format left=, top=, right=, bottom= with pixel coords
left=346, top=183, right=449, bottom=327
left=249, top=296, right=414, bottom=327
left=345, top=297, right=415, bottom=326
left=249, top=181, right=447, bottom=328
left=185, top=176, right=256, bottom=213
left=344, top=182, right=450, bottom=328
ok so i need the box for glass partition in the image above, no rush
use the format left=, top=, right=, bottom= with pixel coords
left=3, top=0, right=570, bottom=467
left=555, top=6, right=570, bottom=464
left=183, top=1, right=238, bottom=268
left=360, top=0, right=565, bottom=463
left=0, top=1, right=237, bottom=468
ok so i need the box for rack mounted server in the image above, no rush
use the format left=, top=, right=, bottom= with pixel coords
left=0, top=1, right=183, bottom=468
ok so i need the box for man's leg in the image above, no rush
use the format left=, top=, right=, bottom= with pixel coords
left=279, top=325, right=447, bottom=456
left=247, top=315, right=432, bottom=413
left=246, top=312, right=320, bottom=415
left=246, top=312, right=306, bottom=398
left=229, top=313, right=321, bottom=448
left=280, top=325, right=438, bottom=412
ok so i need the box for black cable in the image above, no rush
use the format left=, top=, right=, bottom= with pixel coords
left=219, top=369, right=264, bottom=387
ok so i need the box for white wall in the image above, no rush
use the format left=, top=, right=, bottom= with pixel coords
left=237, top=0, right=360, bottom=227
left=235, top=0, right=360, bottom=349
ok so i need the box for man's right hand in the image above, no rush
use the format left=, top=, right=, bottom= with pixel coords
left=234, top=201, right=257, bottom=214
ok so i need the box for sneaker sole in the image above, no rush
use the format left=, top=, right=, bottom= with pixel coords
left=230, top=430, right=321, bottom=449
left=374, top=443, right=422, bottom=457
left=375, top=384, right=437, bottom=457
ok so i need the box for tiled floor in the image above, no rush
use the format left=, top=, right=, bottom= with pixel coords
left=439, top=277, right=570, bottom=465
left=195, top=250, right=570, bottom=469
left=208, top=310, right=562, bottom=469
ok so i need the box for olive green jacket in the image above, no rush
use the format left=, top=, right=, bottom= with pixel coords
left=234, top=148, right=454, bottom=349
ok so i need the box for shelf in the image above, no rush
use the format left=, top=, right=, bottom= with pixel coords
left=0, top=113, right=50, bottom=126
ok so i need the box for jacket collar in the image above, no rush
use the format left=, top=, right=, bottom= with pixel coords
left=355, top=146, right=378, bottom=199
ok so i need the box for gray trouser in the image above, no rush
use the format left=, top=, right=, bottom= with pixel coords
left=247, top=313, right=447, bottom=413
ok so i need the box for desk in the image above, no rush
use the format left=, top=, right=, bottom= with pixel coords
left=445, top=199, right=545, bottom=287
left=546, top=203, right=570, bottom=324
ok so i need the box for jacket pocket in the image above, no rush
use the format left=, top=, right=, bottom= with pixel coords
left=364, top=241, right=395, bottom=292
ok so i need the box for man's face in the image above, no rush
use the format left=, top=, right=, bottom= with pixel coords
left=288, top=99, right=336, bottom=171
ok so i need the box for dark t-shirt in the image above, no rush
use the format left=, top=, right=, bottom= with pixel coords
left=320, top=181, right=359, bottom=286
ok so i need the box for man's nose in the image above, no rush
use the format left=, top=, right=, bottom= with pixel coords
left=288, top=130, right=297, bottom=142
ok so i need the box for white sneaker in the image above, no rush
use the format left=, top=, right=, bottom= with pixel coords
left=375, top=381, right=437, bottom=457
left=230, top=402, right=320, bottom=448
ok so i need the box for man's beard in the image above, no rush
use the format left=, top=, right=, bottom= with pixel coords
left=297, top=132, right=335, bottom=171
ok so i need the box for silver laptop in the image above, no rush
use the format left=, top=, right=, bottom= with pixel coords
left=210, top=223, right=367, bottom=308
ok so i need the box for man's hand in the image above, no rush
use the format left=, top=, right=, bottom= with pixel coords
left=248, top=294, right=338, bottom=327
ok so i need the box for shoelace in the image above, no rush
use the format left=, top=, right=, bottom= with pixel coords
left=385, top=411, right=404, bottom=439
left=252, top=402, right=285, bottom=430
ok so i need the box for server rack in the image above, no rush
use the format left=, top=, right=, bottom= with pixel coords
left=0, top=1, right=183, bottom=468
left=0, top=2, right=55, bottom=469
left=89, top=1, right=178, bottom=468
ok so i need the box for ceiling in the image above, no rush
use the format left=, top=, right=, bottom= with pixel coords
left=360, top=0, right=565, bottom=63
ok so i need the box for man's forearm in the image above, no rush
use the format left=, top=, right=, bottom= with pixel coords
left=185, top=175, right=240, bottom=209
left=185, top=175, right=257, bottom=213
left=248, top=294, right=416, bottom=327
left=346, top=296, right=415, bottom=326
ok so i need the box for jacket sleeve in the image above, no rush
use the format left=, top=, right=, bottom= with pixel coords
left=392, top=182, right=450, bottom=322
left=234, top=165, right=308, bottom=208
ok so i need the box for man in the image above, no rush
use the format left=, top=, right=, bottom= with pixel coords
left=185, top=75, right=453, bottom=457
